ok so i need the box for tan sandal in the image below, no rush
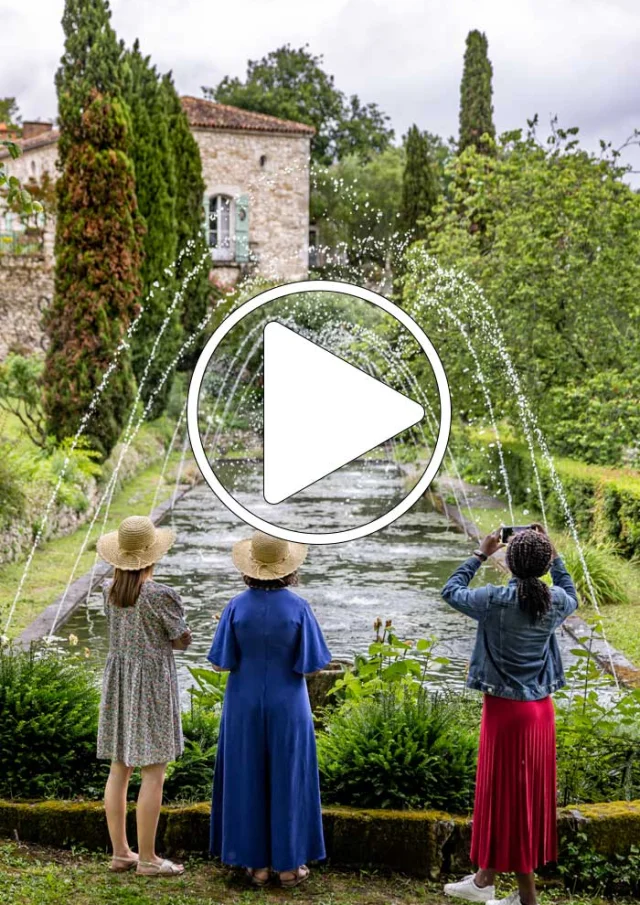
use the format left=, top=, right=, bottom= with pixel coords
left=136, top=858, right=184, bottom=876
left=246, top=867, right=270, bottom=887
left=109, top=854, right=139, bottom=872
left=280, top=865, right=310, bottom=888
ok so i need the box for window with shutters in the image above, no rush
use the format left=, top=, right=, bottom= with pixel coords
left=208, top=194, right=234, bottom=262
left=205, top=191, right=250, bottom=264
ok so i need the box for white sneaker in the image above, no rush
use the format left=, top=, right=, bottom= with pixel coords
left=444, top=874, right=496, bottom=902
left=487, top=893, right=524, bottom=905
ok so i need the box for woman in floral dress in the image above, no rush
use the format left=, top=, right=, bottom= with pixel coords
left=96, top=515, right=192, bottom=877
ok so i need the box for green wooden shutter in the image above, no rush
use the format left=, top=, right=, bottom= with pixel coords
left=235, top=194, right=249, bottom=262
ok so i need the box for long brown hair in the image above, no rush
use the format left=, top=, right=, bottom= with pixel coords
left=505, top=530, right=553, bottom=623
left=109, top=565, right=154, bottom=608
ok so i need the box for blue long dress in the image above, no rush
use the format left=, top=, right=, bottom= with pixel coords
left=208, top=587, right=332, bottom=872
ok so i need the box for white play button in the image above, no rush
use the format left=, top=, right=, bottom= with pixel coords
left=263, top=323, right=425, bottom=504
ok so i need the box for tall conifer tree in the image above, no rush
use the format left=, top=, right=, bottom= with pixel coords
left=458, top=30, right=495, bottom=154
left=125, top=42, right=182, bottom=417
left=162, top=72, right=213, bottom=372
left=400, top=125, right=439, bottom=241
left=44, top=92, right=143, bottom=456
left=44, top=0, right=143, bottom=457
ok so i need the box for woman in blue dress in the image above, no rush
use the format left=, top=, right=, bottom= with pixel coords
left=208, top=531, right=331, bottom=888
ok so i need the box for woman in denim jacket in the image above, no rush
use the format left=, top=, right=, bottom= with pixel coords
left=441, top=525, right=578, bottom=905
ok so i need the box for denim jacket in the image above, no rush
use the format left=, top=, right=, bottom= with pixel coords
left=441, top=556, right=578, bottom=701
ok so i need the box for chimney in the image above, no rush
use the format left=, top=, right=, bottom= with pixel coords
left=22, top=121, right=53, bottom=141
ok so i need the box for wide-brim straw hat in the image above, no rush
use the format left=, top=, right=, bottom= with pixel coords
left=232, top=531, right=307, bottom=580
left=97, top=516, right=176, bottom=571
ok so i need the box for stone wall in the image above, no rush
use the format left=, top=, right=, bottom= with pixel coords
left=0, top=255, right=52, bottom=359
left=194, top=128, right=311, bottom=283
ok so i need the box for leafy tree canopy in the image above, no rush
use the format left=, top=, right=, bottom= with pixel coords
left=311, top=146, right=406, bottom=274
left=400, top=121, right=640, bottom=464
left=0, top=98, right=21, bottom=127
left=204, top=44, right=393, bottom=165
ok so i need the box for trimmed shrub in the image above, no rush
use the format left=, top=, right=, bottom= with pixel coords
left=459, top=431, right=640, bottom=559
left=317, top=690, right=477, bottom=812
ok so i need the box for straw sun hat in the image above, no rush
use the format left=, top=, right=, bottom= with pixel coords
left=97, top=516, right=176, bottom=571
left=232, top=531, right=307, bottom=581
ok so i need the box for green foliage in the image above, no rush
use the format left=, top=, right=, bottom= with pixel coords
left=559, top=832, right=640, bottom=896
left=44, top=88, right=143, bottom=459
left=544, top=367, right=640, bottom=467
left=311, top=147, right=406, bottom=273
left=458, top=30, right=495, bottom=154
left=0, top=646, right=106, bottom=799
left=163, top=708, right=219, bottom=802
left=407, top=125, right=640, bottom=451
left=459, top=430, right=640, bottom=560
left=400, top=126, right=440, bottom=243
left=206, top=44, right=393, bottom=165
left=561, top=545, right=629, bottom=607
left=0, top=443, right=26, bottom=527
left=163, top=72, right=215, bottom=373
left=125, top=42, right=182, bottom=418
left=0, top=354, right=47, bottom=448
left=0, top=98, right=20, bottom=126
left=555, top=650, right=640, bottom=806
left=330, top=620, right=451, bottom=701
left=0, top=142, right=43, bottom=217
left=187, top=663, right=229, bottom=708
left=318, top=689, right=477, bottom=811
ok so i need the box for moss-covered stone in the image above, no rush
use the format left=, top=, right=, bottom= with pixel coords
left=558, top=800, right=640, bottom=855
left=162, top=803, right=210, bottom=856
left=1, top=798, right=639, bottom=878
left=306, top=662, right=349, bottom=714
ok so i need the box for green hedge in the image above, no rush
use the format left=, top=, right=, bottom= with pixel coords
left=459, top=432, right=640, bottom=558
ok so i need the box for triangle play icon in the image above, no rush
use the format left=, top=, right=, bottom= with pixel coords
left=263, top=323, right=425, bottom=504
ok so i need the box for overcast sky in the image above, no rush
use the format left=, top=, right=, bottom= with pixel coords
left=2, top=0, right=639, bottom=177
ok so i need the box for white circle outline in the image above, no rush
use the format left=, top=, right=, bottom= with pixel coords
left=187, top=280, right=451, bottom=545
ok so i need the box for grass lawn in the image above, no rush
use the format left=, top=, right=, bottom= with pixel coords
left=0, top=840, right=628, bottom=905
left=0, top=452, right=185, bottom=641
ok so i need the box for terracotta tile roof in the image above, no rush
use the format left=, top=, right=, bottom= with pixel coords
left=0, top=129, right=60, bottom=159
left=0, top=97, right=314, bottom=163
left=181, top=96, right=315, bottom=136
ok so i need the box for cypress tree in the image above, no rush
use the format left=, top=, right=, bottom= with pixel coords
left=55, top=0, right=124, bottom=165
left=162, top=72, right=213, bottom=372
left=400, top=125, right=439, bottom=241
left=43, top=90, right=143, bottom=457
left=125, top=42, right=182, bottom=417
left=459, top=30, right=495, bottom=154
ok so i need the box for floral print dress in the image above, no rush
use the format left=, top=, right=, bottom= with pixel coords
left=97, top=579, right=188, bottom=767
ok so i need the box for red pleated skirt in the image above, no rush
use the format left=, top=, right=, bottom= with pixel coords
left=470, top=694, right=557, bottom=874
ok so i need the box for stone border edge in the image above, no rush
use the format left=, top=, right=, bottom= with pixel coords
left=0, top=798, right=638, bottom=879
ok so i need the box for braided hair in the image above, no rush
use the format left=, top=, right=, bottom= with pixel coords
left=505, top=529, right=553, bottom=623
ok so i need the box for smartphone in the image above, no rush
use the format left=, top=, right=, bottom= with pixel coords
left=500, top=525, right=531, bottom=543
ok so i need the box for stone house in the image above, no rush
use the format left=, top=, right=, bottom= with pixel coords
left=0, top=98, right=314, bottom=358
